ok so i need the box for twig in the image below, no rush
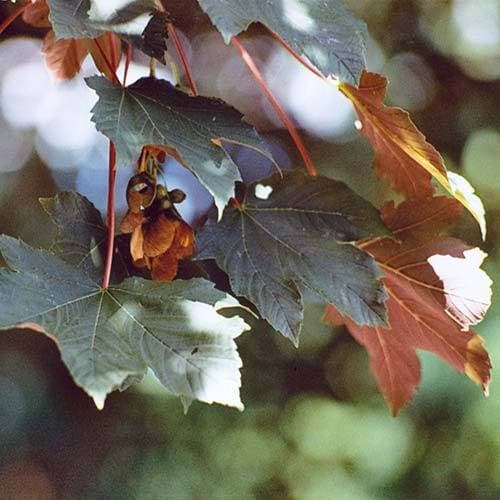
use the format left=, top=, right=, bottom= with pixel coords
left=231, top=36, right=317, bottom=176
left=0, top=2, right=31, bottom=35
left=167, top=23, right=199, bottom=95
left=102, top=142, right=117, bottom=289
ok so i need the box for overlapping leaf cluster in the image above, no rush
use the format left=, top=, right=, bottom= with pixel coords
left=0, top=0, right=493, bottom=413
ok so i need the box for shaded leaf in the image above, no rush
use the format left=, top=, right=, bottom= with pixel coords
left=23, top=0, right=51, bottom=28
left=0, top=235, right=249, bottom=410
left=87, top=33, right=122, bottom=80
left=196, top=171, right=388, bottom=344
left=42, top=31, right=89, bottom=80
left=40, top=191, right=128, bottom=283
left=325, top=196, right=492, bottom=414
left=125, top=10, right=170, bottom=63
left=47, top=0, right=101, bottom=39
left=197, top=0, right=367, bottom=84
left=339, top=71, right=486, bottom=238
left=86, top=76, right=275, bottom=217
left=46, top=0, right=167, bottom=63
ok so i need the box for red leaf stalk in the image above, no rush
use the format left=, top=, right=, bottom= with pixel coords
left=123, top=44, right=132, bottom=85
left=0, top=2, right=31, bottom=35
left=102, top=142, right=117, bottom=289
left=167, top=23, right=199, bottom=96
left=231, top=36, right=317, bottom=177
left=107, top=32, right=119, bottom=69
left=269, top=30, right=326, bottom=81
left=92, top=38, right=121, bottom=86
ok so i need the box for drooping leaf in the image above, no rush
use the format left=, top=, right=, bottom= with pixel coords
left=86, top=76, right=275, bottom=217
left=325, top=196, right=492, bottom=414
left=196, top=171, right=388, bottom=344
left=125, top=10, right=170, bottom=63
left=339, top=71, right=486, bottom=238
left=196, top=0, right=367, bottom=84
left=0, top=232, right=249, bottom=410
left=42, top=31, right=89, bottom=80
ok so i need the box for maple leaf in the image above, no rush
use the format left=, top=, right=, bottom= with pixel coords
left=196, top=0, right=367, bottom=84
left=22, top=0, right=51, bottom=28
left=324, top=196, right=492, bottom=414
left=339, top=71, right=486, bottom=238
left=86, top=76, right=275, bottom=217
left=40, top=191, right=129, bottom=283
left=0, top=193, right=249, bottom=410
left=26, top=0, right=122, bottom=81
left=196, top=171, right=389, bottom=344
left=42, top=31, right=89, bottom=79
left=86, top=33, right=122, bottom=81
left=46, top=0, right=167, bottom=64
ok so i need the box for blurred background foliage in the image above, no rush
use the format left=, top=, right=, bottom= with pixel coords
left=1, top=0, right=500, bottom=498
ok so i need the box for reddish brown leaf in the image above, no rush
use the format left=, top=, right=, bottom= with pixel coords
left=87, top=34, right=122, bottom=81
left=22, top=0, right=51, bottom=28
left=325, top=196, right=492, bottom=415
left=42, top=31, right=89, bottom=80
left=339, top=71, right=485, bottom=237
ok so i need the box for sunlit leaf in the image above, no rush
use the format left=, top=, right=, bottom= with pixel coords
left=339, top=71, right=487, bottom=238
left=325, top=196, right=492, bottom=414
left=196, top=171, right=388, bottom=344
left=0, top=234, right=249, bottom=410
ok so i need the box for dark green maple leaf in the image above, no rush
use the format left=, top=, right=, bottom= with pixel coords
left=86, top=76, right=275, bottom=217
left=40, top=191, right=131, bottom=283
left=197, top=0, right=367, bottom=84
left=196, top=171, right=388, bottom=344
left=0, top=194, right=250, bottom=410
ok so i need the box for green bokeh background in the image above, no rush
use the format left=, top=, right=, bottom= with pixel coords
left=1, top=1, right=500, bottom=498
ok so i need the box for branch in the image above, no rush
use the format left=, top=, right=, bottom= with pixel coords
left=102, top=142, right=117, bottom=289
left=231, top=36, right=317, bottom=176
left=167, top=23, right=199, bottom=95
left=0, top=1, right=31, bottom=35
